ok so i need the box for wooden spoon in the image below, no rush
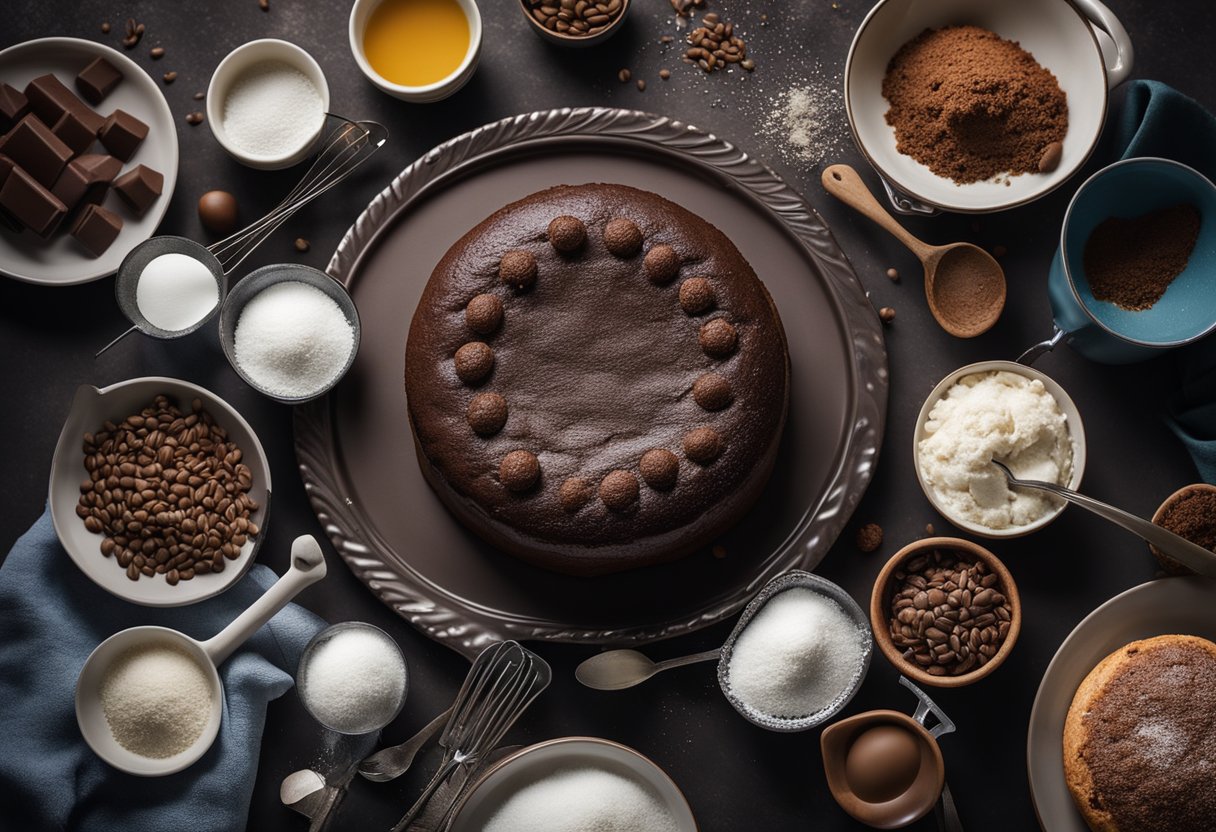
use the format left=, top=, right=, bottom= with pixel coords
left=821, top=164, right=1006, bottom=338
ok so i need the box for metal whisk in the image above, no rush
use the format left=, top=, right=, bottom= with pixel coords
left=388, top=641, right=552, bottom=832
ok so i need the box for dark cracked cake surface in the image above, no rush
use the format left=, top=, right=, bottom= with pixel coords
left=404, top=183, right=790, bottom=575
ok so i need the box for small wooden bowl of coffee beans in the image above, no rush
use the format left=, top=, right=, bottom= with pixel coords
left=869, top=537, right=1021, bottom=688
left=520, top=0, right=631, bottom=47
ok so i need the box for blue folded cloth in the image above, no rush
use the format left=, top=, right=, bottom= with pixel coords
left=1108, top=80, right=1216, bottom=483
left=0, top=508, right=326, bottom=832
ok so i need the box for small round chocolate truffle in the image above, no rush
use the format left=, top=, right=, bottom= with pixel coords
left=692, top=373, right=733, bottom=411
left=454, top=342, right=494, bottom=384
left=465, top=293, right=504, bottom=335
left=548, top=215, right=586, bottom=253
left=643, top=244, right=680, bottom=284
left=467, top=392, right=508, bottom=436
left=559, top=477, right=595, bottom=513
left=599, top=470, right=640, bottom=511
left=499, top=250, right=537, bottom=291
left=699, top=318, right=738, bottom=358
left=639, top=449, right=679, bottom=490
left=679, top=277, right=715, bottom=315
left=500, top=450, right=540, bottom=492
left=603, top=218, right=643, bottom=257
left=197, top=190, right=238, bottom=235
left=683, top=426, right=723, bottom=464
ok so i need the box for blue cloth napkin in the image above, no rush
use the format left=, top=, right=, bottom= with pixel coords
left=1106, top=80, right=1216, bottom=482
left=0, top=509, right=326, bottom=832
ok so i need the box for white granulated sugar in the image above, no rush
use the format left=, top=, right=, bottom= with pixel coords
left=482, top=766, right=681, bottom=832
left=100, top=643, right=213, bottom=758
left=220, top=60, right=324, bottom=158
left=135, top=252, right=219, bottom=332
left=299, top=628, right=406, bottom=734
left=233, top=281, right=355, bottom=399
left=756, top=70, right=848, bottom=167
left=726, top=587, right=865, bottom=719
left=918, top=371, right=1073, bottom=530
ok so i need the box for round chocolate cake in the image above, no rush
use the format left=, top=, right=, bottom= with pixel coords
left=1063, top=634, right=1216, bottom=832
left=404, top=184, right=789, bottom=576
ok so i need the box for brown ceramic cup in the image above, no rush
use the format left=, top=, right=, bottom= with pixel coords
left=870, top=536, right=1021, bottom=688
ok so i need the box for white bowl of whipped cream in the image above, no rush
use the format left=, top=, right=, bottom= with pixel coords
left=913, top=360, right=1087, bottom=538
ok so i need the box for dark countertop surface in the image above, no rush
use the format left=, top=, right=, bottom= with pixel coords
left=2, top=1, right=1213, bottom=830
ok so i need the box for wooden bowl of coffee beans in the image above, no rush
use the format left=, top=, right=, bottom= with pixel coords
left=869, top=537, right=1021, bottom=688
left=520, top=0, right=631, bottom=47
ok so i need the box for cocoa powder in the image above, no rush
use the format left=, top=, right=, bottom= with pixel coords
left=1152, top=487, right=1216, bottom=575
left=882, top=25, right=1068, bottom=184
left=1083, top=203, right=1201, bottom=311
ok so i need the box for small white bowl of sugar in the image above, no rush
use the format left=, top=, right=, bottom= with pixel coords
left=207, top=39, right=330, bottom=170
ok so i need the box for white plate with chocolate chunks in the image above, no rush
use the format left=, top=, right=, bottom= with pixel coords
left=0, top=37, right=177, bottom=285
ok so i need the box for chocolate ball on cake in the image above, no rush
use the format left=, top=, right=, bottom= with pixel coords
left=405, top=184, right=789, bottom=575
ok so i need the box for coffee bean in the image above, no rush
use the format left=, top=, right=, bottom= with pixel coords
left=101, top=21, right=111, bottom=33
left=150, top=46, right=165, bottom=59
left=879, top=306, right=896, bottom=323
left=186, top=112, right=204, bottom=125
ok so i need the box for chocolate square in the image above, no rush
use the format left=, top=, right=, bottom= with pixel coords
left=0, top=165, right=67, bottom=236
left=75, top=57, right=123, bottom=105
left=52, top=159, right=92, bottom=210
left=0, top=83, right=29, bottom=131
left=74, top=153, right=122, bottom=184
left=70, top=202, right=123, bottom=256
left=24, top=73, right=104, bottom=134
left=0, top=114, right=74, bottom=188
left=52, top=110, right=96, bottom=156
left=112, top=163, right=163, bottom=217
left=98, top=109, right=148, bottom=162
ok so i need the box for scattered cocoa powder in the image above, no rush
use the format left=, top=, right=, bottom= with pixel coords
left=882, top=25, right=1068, bottom=184
left=1152, top=486, right=1216, bottom=575
left=1083, top=204, right=1201, bottom=311
left=856, top=522, right=883, bottom=553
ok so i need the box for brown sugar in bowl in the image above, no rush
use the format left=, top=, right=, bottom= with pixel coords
left=869, top=537, right=1021, bottom=688
left=1150, top=483, right=1216, bottom=575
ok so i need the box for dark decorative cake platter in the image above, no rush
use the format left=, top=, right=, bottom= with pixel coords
left=294, top=107, right=887, bottom=659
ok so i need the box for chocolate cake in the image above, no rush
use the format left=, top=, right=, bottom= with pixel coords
left=404, top=184, right=790, bottom=576
left=1063, top=634, right=1216, bottom=832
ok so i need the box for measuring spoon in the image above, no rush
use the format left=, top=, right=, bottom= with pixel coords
left=821, top=164, right=1006, bottom=338
left=75, top=534, right=327, bottom=776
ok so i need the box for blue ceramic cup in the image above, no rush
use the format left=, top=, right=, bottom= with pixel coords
left=1040, top=157, right=1216, bottom=364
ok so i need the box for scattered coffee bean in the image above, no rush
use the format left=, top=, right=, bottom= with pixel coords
left=150, top=46, right=165, bottom=60
left=670, top=0, right=706, bottom=19
left=636, top=79, right=646, bottom=91
left=259, top=0, right=270, bottom=10
left=527, top=0, right=625, bottom=38
left=295, top=237, right=310, bottom=252
left=193, top=91, right=205, bottom=101
left=879, top=306, right=896, bottom=323
left=659, top=68, right=671, bottom=80
left=886, top=267, right=899, bottom=281
left=122, top=18, right=144, bottom=50
left=618, top=68, right=632, bottom=83
left=101, top=21, right=111, bottom=33
left=76, top=394, right=261, bottom=584
left=886, top=548, right=1012, bottom=677
left=660, top=35, right=674, bottom=44
left=1038, top=140, right=1063, bottom=173
left=185, top=111, right=204, bottom=125
left=162, top=71, right=177, bottom=84
left=685, top=13, right=753, bottom=74
left=856, top=522, right=883, bottom=553
left=925, top=523, right=935, bottom=535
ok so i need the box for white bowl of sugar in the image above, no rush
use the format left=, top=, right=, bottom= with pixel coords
left=206, top=39, right=330, bottom=170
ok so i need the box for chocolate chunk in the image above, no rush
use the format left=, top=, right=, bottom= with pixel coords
left=24, top=74, right=103, bottom=134
left=643, top=244, right=680, bottom=284
left=679, top=277, right=715, bottom=315
left=599, top=470, right=639, bottom=511
left=0, top=155, right=14, bottom=188
left=111, top=163, right=162, bottom=217
left=547, top=215, right=586, bottom=253
left=76, top=56, right=123, bottom=105
left=74, top=153, right=122, bottom=184
left=52, top=110, right=97, bottom=156
left=639, top=448, right=679, bottom=490
left=0, top=115, right=74, bottom=187
left=465, top=293, right=503, bottom=334
left=0, top=165, right=67, bottom=236
left=692, top=373, right=732, bottom=410
left=70, top=202, right=122, bottom=256
left=499, top=450, right=540, bottom=493
left=0, top=157, right=18, bottom=231
left=499, top=249, right=537, bottom=291
left=98, top=109, right=148, bottom=162
left=454, top=342, right=494, bottom=384
left=467, top=392, right=508, bottom=436
left=603, top=217, right=643, bottom=257
left=682, top=426, right=723, bottom=465
left=0, top=83, right=29, bottom=131
left=51, top=160, right=92, bottom=210
left=699, top=318, right=738, bottom=358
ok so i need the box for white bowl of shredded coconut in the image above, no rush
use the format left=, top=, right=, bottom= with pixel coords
left=913, top=361, right=1086, bottom=538
left=206, top=39, right=330, bottom=169
left=447, top=737, right=697, bottom=832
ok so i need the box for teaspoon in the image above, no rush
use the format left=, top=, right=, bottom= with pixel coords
left=574, top=648, right=721, bottom=690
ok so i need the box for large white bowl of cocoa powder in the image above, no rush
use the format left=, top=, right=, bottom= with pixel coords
left=845, top=0, right=1133, bottom=213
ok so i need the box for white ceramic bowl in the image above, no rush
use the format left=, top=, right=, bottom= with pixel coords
left=348, top=0, right=483, bottom=102
left=48, top=377, right=272, bottom=606
left=912, top=360, right=1086, bottom=539
left=206, top=39, right=330, bottom=169
left=844, top=0, right=1133, bottom=214
left=448, top=737, right=698, bottom=831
